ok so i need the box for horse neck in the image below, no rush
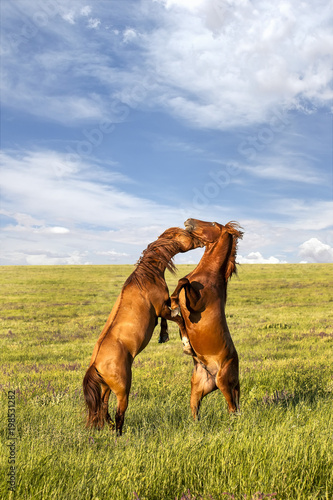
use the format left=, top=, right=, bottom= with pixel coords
left=139, top=242, right=180, bottom=282
left=152, top=244, right=180, bottom=274
left=196, top=233, right=232, bottom=281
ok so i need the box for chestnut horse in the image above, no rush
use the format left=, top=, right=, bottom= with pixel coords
left=170, top=219, right=243, bottom=418
left=83, top=227, right=202, bottom=435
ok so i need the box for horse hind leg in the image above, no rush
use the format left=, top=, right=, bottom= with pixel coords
left=98, top=342, right=133, bottom=435
left=100, top=380, right=130, bottom=436
left=190, top=362, right=217, bottom=420
left=103, top=369, right=131, bottom=436
left=114, top=394, right=128, bottom=436
left=233, top=381, right=240, bottom=413
left=216, top=360, right=240, bottom=414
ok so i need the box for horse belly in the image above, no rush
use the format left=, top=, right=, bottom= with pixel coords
left=184, top=308, right=235, bottom=361
left=115, top=311, right=156, bottom=356
left=190, top=328, right=225, bottom=356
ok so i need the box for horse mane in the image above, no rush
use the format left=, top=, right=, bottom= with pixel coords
left=124, top=229, right=184, bottom=289
left=224, top=221, right=244, bottom=281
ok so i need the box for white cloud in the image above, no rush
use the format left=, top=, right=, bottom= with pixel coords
left=273, top=199, right=333, bottom=231
left=4, top=225, right=71, bottom=235
left=228, top=199, right=333, bottom=241
left=25, top=251, right=90, bottom=265
left=62, top=11, right=76, bottom=25
left=123, top=28, right=138, bottom=43
left=1, top=0, right=331, bottom=128
left=232, top=218, right=333, bottom=264
left=298, top=238, right=333, bottom=263
left=3, top=148, right=330, bottom=266
left=96, top=250, right=129, bottom=257
left=0, top=56, right=109, bottom=123
left=155, top=0, right=203, bottom=10
left=0, top=148, right=197, bottom=264
left=0, top=149, right=179, bottom=228
left=0, top=2, right=331, bottom=266
left=243, top=160, right=322, bottom=185
left=238, top=252, right=287, bottom=264
left=141, top=0, right=333, bottom=128
left=175, top=247, right=205, bottom=265
left=87, top=18, right=101, bottom=29
left=44, top=226, right=70, bottom=234
left=81, top=6, right=92, bottom=16
left=63, top=5, right=97, bottom=25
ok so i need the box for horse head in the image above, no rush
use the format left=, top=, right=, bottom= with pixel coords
left=184, top=219, right=243, bottom=280
left=184, top=218, right=223, bottom=243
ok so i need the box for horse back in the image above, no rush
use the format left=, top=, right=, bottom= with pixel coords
left=89, top=292, right=123, bottom=366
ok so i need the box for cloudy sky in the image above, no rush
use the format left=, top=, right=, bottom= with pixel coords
left=1, top=0, right=332, bottom=265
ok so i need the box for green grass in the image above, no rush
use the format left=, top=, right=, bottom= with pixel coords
left=0, top=264, right=332, bottom=500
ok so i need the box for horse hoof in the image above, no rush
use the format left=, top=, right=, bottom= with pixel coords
left=171, top=306, right=181, bottom=317
left=230, top=410, right=241, bottom=417
left=158, top=334, right=169, bottom=343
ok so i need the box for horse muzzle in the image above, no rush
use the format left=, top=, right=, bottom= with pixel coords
left=184, top=218, right=196, bottom=232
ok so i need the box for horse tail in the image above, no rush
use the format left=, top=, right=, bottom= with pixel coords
left=83, top=364, right=106, bottom=429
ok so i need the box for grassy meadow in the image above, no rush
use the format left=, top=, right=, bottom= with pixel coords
left=0, top=264, right=332, bottom=500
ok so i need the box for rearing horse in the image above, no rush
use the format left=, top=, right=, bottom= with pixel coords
left=170, top=219, right=243, bottom=418
left=83, top=227, right=203, bottom=435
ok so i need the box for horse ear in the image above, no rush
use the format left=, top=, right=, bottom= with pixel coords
left=224, top=222, right=244, bottom=281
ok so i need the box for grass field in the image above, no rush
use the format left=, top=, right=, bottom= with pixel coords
left=0, top=264, right=332, bottom=500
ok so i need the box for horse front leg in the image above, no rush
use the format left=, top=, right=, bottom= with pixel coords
left=160, top=302, right=194, bottom=356
left=170, top=278, right=189, bottom=316
left=158, top=317, right=169, bottom=343
left=160, top=302, right=185, bottom=333
left=171, top=279, right=205, bottom=314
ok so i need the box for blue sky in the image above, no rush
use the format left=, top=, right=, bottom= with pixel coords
left=1, top=0, right=332, bottom=265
